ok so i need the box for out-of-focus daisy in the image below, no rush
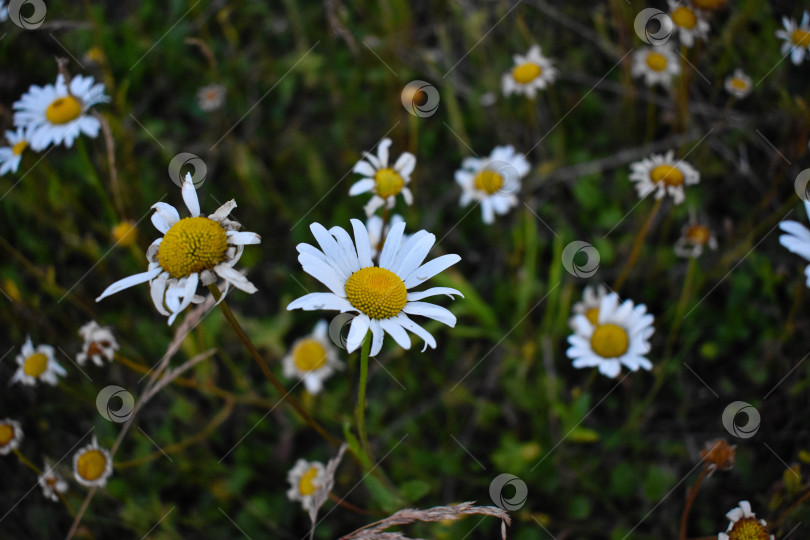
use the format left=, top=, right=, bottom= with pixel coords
left=568, top=284, right=609, bottom=330
left=724, top=69, right=753, bottom=99
left=776, top=11, right=810, bottom=65
left=566, top=292, right=654, bottom=378
left=112, top=220, right=138, bottom=247
left=13, top=74, right=109, bottom=151
left=631, top=45, right=681, bottom=88
left=287, top=219, right=462, bottom=357
left=501, top=45, right=557, bottom=98
left=76, top=321, right=119, bottom=367
left=0, top=419, right=23, bottom=455
left=197, top=83, right=226, bottom=112
left=455, top=145, right=530, bottom=225
left=674, top=217, right=717, bottom=258
left=629, top=150, right=700, bottom=205
left=700, top=439, right=735, bottom=473
left=96, top=173, right=261, bottom=325
left=350, top=138, right=416, bottom=217
left=282, top=320, right=343, bottom=394
left=0, top=127, right=28, bottom=176
left=367, top=213, right=405, bottom=259
left=779, top=201, right=810, bottom=287
left=718, top=501, right=773, bottom=540
left=38, top=462, right=68, bottom=502
left=11, top=336, right=66, bottom=386
left=72, top=436, right=113, bottom=488
left=287, top=459, right=327, bottom=514
left=668, top=1, right=710, bottom=47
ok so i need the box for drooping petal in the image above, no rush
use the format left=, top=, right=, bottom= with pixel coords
left=346, top=314, right=370, bottom=353
left=396, top=314, right=437, bottom=352
left=96, top=268, right=162, bottom=302
left=287, top=293, right=354, bottom=312
left=150, top=203, right=180, bottom=233
left=379, top=318, right=411, bottom=349
left=402, top=301, right=456, bottom=327
left=406, top=287, right=463, bottom=301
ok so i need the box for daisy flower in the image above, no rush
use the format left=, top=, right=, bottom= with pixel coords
left=197, top=83, right=226, bottom=112
left=776, top=11, right=810, bottom=65
left=674, top=217, right=717, bottom=258
left=668, top=1, right=710, bottom=48
left=631, top=45, right=681, bottom=88
left=700, top=439, right=735, bottom=473
left=568, top=284, right=610, bottom=330
left=287, top=459, right=328, bottom=514
left=0, top=127, right=28, bottom=176
left=111, top=220, right=138, bottom=247
left=778, top=200, right=810, bottom=287
left=455, top=145, right=530, bottom=224
left=282, top=320, right=343, bottom=394
left=724, top=69, right=753, bottom=99
left=629, top=150, right=700, bottom=205
left=72, top=436, right=113, bottom=488
left=566, top=292, right=655, bottom=378
left=38, top=462, right=68, bottom=502
left=501, top=45, right=557, bottom=98
left=96, top=173, right=261, bottom=325
left=350, top=138, right=416, bottom=217
left=366, top=213, right=405, bottom=259
left=0, top=419, right=23, bottom=455
left=718, top=501, right=774, bottom=540
left=76, top=321, right=119, bottom=367
left=11, top=336, right=66, bottom=386
left=13, top=74, right=109, bottom=151
left=287, top=219, right=463, bottom=357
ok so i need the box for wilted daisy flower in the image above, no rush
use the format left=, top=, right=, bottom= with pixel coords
left=776, top=11, right=810, bottom=65
left=287, top=219, right=462, bottom=356
left=13, top=74, right=109, bottom=151
left=455, top=145, right=530, bottom=225
left=675, top=217, right=717, bottom=258
left=629, top=150, right=700, bottom=205
left=0, top=127, right=28, bottom=176
left=350, top=138, right=416, bottom=217
left=367, top=213, right=405, bottom=259
left=501, top=45, right=557, bottom=98
left=73, top=436, right=113, bottom=488
left=38, top=462, right=68, bottom=502
left=568, top=284, right=610, bottom=330
left=566, top=292, right=654, bottom=378
left=778, top=201, right=810, bottom=287
left=287, top=459, right=327, bottom=513
left=631, top=45, right=680, bottom=88
left=76, top=321, right=119, bottom=367
left=96, top=173, right=261, bottom=324
left=718, top=501, right=774, bottom=540
left=11, top=336, right=66, bottom=386
left=724, top=69, right=753, bottom=99
left=700, top=439, right=736, bottom=473
left=668, top=1, right=710, bottom=48
left=0, top=419, right=23, bottom=455
left=282, top=320, right=343, bottom=394
left=197, top=83, right=226, bottom=112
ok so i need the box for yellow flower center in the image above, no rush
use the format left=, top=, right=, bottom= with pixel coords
left=512, top=62, right=543, bottom=84
left=292, top=338, right=328, bottom=372
left=590, top=323, right=629, bottom=358
left=727, top=517, right=770, bottom=540
left=474, top=170, right=504, bottom=195
left=11, top=140, right=27, bottom=155
left=671, top=6, right=697, bottom=29
left=345, top=267, right=407, bottom=320
left=112, top=221, right=138, bottom=247
left=685, top=224, right=711, bottom=245
left=23, top=353, right=48, bottom=378
left=645, top=52, right=668, bottom=72
left=45, top=95, right=83, bottom=125
left=76, top=449, right=108, bottom=481
left=792, top=29, right=810, bottom=47
left=0, top=424, right=15, bottom=447
left=374, top=168, right=405, bottom=199
left=298, top=466, right=320, bottom=496
left=729, top=77, right=749, bottom=91
left=650, top=164, right=684, bottom=186
left=585, top=307, right=600, bottom=325
left=157, top=217, right=228, bottom=278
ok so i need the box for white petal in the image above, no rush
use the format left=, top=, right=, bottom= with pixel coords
left=353, top=160, right=377, bottom=177
left=404, top=254, right=461, bottom=288
left=406, top=287, right=463, bottom=301
left=181, top=173, right=201, bottom=217
left=396, top=314, right=437, bottom=352
left=351, top=219, right=374, bottom=268
left=392, top=231, right=435, bottom=277
left=329, top=225, right=361, bottom=273
left=303, top=373, right=323, bottom=394
left=379, top=318, right=411, bottom=349
left=214, top=265, right=258, bottom=293
left=210, top=199, right=237, bottom=221
left=402, top=301, right=456, bottom=326
left=394, top=152, right=416, bottom=177
left=96, top=268, right=162, bottom=301
left=346, top=315, right=370, bottom=353
left=369, top=319, right=384, bottom=356
left=227, top=231, right=261, bottom=245
left=363, top=195, right=385, bottom=217
left=299, top=253, right=347, bottom=296
left=379, top=220, right=407, bottom=270
left=349, top=178, right=376, bottom=196
left=310, top=223, right=352, bottom=278
left=377, top=138, right=392, bottom=167
left=598, top=360, right=621, bottom=378
left=151, top=202, right=180, bottom=233
left=287, top=293, right=354, bottom=312
left=150, top=273, right=171, bottom=316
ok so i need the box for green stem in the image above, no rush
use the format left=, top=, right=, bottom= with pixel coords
left=355, top=334, right=372, bottom=459
left=666, top=257, right=697, bottom=355
left=613, top=198, right=664, bottom=292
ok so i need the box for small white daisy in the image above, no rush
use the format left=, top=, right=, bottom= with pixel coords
left=287, top=219, right=463, bottom=357
left=96, top=173, right=261, bottom=325
left=501, top=44, right=558, bottom=98
left=724, top=69, right=753, bottom=99
left=0, top=127, right=28, bottom=176
left=776, top=11, right=810, bottom=65
left=631, top=45, right=681, bottom=88
left=13, top=74, right=109, bottom=151
left=674, top=216, right=717, bottom=258
left=779, top=200, right=810, bottom=287
left=11, top=336, right=66, bottom=386
left=76, top=321, right=119, bottom=367
left=350, top=138, right=416, bottom=217
left=568, top=284, right=610, bottom=330
left=197, top=83, right=226, bottom=112
left=72, top=436, right=113, bottom=488
left=282, top=320, right=343, bottom=394
left=38, top=462, right=68, bottom=502
left=629, top=150, right=700, bottom=205
left=286, top=459, right=328, bottom=514
left=566, top=292, right=655, bottom=378
left=455, top=145, right=530, bottom=225
left=366, top=213, right=405, bottom=259
left=668, top=1, right=710, bottom=48
left=718, top=500, right=774, bottom=540
left=0, top=419, right=23, bottom=455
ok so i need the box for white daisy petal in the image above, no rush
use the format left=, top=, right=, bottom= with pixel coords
left=402, top=301, right=456, bottom=327
left=96, top=268, right=162, bottom=302
left=181, top=173, right=201, bottom=217
left=287, top=293, right=354, bottom=312
left=404, top=254, right=461, bottom=288
left=379, top=318, right=411, bottom=349
left=346, top=314, right=370, bottom=352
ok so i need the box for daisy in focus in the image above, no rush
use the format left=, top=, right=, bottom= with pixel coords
left=73, top=436, right=113, bottom=488
left=776, top=11, right=810, bottom=65
left=568, top=284, right=609, bottom=330
left=566, top=292, right=655, bottom=378
left=718, top=501, right=774, bottom=540
left=287, top=459, right=328, bottom=514
left=287, top=219, right=463, bottom=356
left=455, top=145, right=530, bottom=224
left=13, top=74, right=109, bottom=151
left=96, top=173, right=261, bottom=324
left=674, top=214, right=717, bottom=258
left=501, top=45, right=557, bottom=98
left=38, top=462, right=68, bottom=502
left=668, top=1, right=710, bottom=48
left=0, top=127, right=28, bottom=175
left=724, top=69, right=752, bottom=99
left=367, top=213, right=405, bottom=259
left=631, top=45, right=681, bottom=88
left=350, top=138, right=416, bottom=217
left=282, top=320, right=343, bottom=394
left=0, top=419, right=23, bottom=455
left=77, top=321, right=119, bottom=366
left=197, top=83, right=226, bottom=112
left=11, top=336, right=66, bottom=386
left=629, top=150, right=700, bottom=205
left=778, top=200, right=810, bottom=287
